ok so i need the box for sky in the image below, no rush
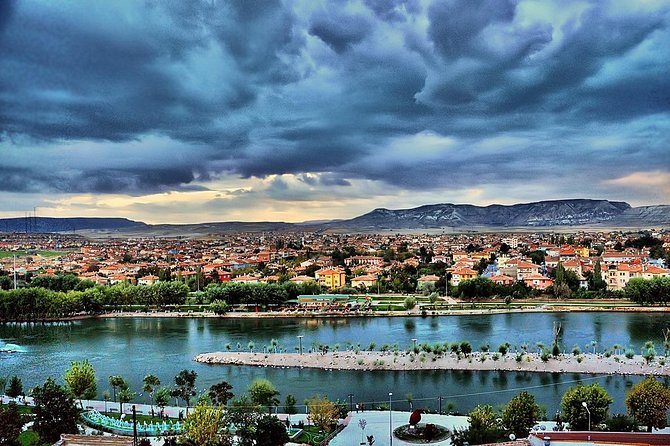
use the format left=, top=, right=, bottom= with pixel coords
left=0, top=0, right=669, bottom=224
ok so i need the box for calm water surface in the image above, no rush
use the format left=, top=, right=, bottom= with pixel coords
left=2, top=312, right=669, bottom=414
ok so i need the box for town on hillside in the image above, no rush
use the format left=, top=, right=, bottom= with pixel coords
left=1, top=230, right=668, bottom=306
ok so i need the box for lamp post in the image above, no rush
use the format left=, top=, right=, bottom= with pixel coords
left=348, top=393, right=354, bottom=413
left=389, top=392, right=393, bottom=446
left=411, top=338, right=417, bottom=351
left=582, top=401, right=591, bottom=431
left=297, top=335, right=304, bottom=355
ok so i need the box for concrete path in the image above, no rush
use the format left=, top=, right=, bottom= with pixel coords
left=330, top=411, right=469, bottom=446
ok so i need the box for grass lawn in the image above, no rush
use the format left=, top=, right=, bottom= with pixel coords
left=18, top=430, right=39, bottom=446
left=294, top=425, right=329, bottom=445
left=17, top=405, right=33, bottom=415
left=0, top=250, right=65, bottom=258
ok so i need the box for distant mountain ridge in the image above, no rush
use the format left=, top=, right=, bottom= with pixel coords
left=0, top=217, right=146, bottom=233
left=0, top=200, right=668, bottom=234
left=336, top=199, right=640, bottom=229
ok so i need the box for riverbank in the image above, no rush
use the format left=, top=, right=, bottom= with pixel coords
left=194, top=350, right=670, bottom=376
left=95, top=302, right=670, bottom=320
left=2, top=300, right=668, bottom=323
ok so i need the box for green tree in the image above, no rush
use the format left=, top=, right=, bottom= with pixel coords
left=31, top=377, right=79, bottom=443
left=255, top=414, right=290, bottom=446
left=155, top=387, right=171, bottom=418
left=625, top=376, right=670, bottom=432
left=561, top=383, right=613, bottom=430
left=553, top=262, right=571, bottom=298
left=5, top=375, right=22, bottom=399
left=248, top=378, right=280, bottom=412
left=457, top=277, right=496, bottom=299
left=0, top=402, right=26, bottom=446
left=502, top=391, right=541, bottom=438
left=452, top=404, right=503, bottom=446
left=284, top=394, right=297, bottom=416
left=183, top=402, right=229, bottom=446
left=210, top=299, right=229, bottom=315
left=64, top=359, right=97, bottom=408
left=118, top=386, right=136, bottom=413
left=108, top=375, right=127, bottom=403
left=172, top=369, right=198, bottom=413
left=208, top=381, right=234, bottom=407
left=142, top=374, right=161, bottom=416
left=590, top=260, right=606, bottom=291
left=228, top=395, right=264, bottom=446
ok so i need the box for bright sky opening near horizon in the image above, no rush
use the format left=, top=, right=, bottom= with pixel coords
left=0, top=0, right=669, bottom=224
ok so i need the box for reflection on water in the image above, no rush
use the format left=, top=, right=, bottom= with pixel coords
left=1, top=312, right=668, bottom=414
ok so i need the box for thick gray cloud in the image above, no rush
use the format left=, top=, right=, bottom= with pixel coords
left=0, top=0, right=668, bottom=206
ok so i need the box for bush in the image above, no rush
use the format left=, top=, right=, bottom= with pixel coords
left=210, top=300, right=228, bottom=315
left=404, top=296, right=417, bottom=310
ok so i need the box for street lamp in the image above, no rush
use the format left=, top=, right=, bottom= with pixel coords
left=411, top=338, right=417, bottom=351
left=389, top=392, right=393, bottom=446
left=581, top=401, right=591, bottom=431
left=297, top=335, right=304, bottom=355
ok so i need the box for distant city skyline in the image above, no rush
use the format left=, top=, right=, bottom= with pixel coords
left=1, top=0, right=668, bottom=224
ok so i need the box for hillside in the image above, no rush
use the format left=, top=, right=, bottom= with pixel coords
left=334, top=199, right=636, bottom=230
left=0, top=217, right=147, bottom=233
left=0, top=200, right=668, bottom=235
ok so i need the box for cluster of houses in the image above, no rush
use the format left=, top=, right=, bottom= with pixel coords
left=0, top=229, right=668, bottom=293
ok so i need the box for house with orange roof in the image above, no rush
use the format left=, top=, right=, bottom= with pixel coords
left=490, top=274, right=515, bottom=286
left=403, top=257, right=420, bottom=267
left=605, top=263, right=669, bottom=291
left=561, top=259, right=582, bottom=275
left=450, top=267, right=478, bottom=286
left=559, top=245, right=577, bottom=260
left=344, top=256, right=384, bottom=267
left=232, top=275, right=260, bottom=284
left=137, top=275, right=160, bottom=285
left=217, top=270, right=232, bottom=282
left=417, top=274, right=440, bottom=291
left=523, top=273, right=553, bottom=289
left=500, top=259, right=540, bottom=281
left=109, top=274, right=133, bottom=285
left=452, top=251, right=469, bottom=262
left=315, top=267, right=346, bottom=289
left=351, top=274, right=378, bottom=289
left=601, top=251, right=639, bottom=265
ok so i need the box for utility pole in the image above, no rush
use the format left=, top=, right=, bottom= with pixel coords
left=13, top=255, right=18, bottom=290
left=132, top=405, right=138, bottom=446
left=445, top=273, right=448, bottom=298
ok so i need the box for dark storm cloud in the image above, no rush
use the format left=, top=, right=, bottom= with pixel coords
left=428, top=0, right=517, bottom=59
left=309, top=11, right=371, bottom=53
left=0, top=0, right=668, bottom=201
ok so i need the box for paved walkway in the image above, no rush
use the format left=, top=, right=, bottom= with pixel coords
left=2, top=394, right=195, bottom=419
left=330, top=411, right=469, bottom=446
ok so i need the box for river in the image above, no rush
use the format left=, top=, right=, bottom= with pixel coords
left=2, top=312, right=669, bottom=414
